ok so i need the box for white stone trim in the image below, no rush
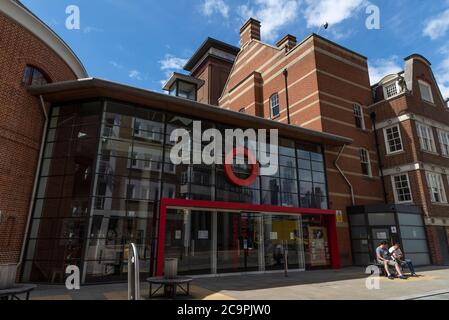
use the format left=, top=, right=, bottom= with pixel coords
left=377, top=112, right=449, bottom=134
left=1, top=1, right=87, bottom=78
left=424, top=217, right=449, bottom=227
left=383, top=162, right=449, bottom=176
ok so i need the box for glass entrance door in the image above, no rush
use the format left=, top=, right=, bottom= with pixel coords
left=216, top=212, right=262, bottom=273
left=164, top=209, right=213, bottom=275
left=263, top=215, right=305, bottom=271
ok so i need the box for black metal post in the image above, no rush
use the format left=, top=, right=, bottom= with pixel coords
left=370, top=111, right=388, bottom=203
left=283, top=69, right=291, bottom=124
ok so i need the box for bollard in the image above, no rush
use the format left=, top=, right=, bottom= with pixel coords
left=128, top=243, right=140, bottom=300
left=284, top=241, right=289, bottom=277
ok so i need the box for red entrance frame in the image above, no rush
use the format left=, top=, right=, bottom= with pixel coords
left=156, top=198, right=340, bottom=276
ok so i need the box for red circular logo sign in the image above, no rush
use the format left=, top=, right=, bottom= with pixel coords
left=224, top=147, right=259, bottom=187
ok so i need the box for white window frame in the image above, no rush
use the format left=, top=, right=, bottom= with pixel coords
left=270, top=93, right=280, bottom=118
left=426, top=172, right=447, bottom=204
left=382, top=81, right=401, bottom=100
left=383, top=124, right=404, bottom=154
left=416, top=122, right=437, bottom=153
left=353, top=103, right=365, bottom=130
left=359, top=148, right=372, bottom=177
left=438, top=129, right=449, bottom=157
left=391, top=173, right=413, bottom=204
left=418, top=80, right=434, bottom=104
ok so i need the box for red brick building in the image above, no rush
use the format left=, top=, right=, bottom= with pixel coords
left=371, top=54, right=449, bottom=265
left=1, top=2, right=449, bottom=284
left=0, top=0, right=87, bottom=265
left=174, top=18, right=449, bottom=267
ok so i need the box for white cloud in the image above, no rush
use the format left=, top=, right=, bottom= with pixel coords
left=158, top=54, right=188, bottom=89
left=83, top=26, right=102, bottom=34
left=129, top=70, right=143, bottom=80
left=201, top=0, right=230, bottom=18
left=109, top=61, right=124, bottom=69
left=423, top=9, right=449, bottom=40
left=368, top=56, right=402, bottom=85
left=303, top=0, right=366, bottom=28
left=159, top=54, right=188, bottom=71
left=237, top=0, right=300, bottom=42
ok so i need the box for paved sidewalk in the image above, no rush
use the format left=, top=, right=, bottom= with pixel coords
left=29, top=266, right=449, bottom=300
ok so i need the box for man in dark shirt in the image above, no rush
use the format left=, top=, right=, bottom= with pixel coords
left=376, top=241, right=406, bottom=279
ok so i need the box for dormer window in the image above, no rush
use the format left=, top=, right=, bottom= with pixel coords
left=383, top=81, right=400, bottom=100
left=163, top=72, right=204, bottom=101
left=418, top=80, right=434, bottom=104
left=177, top=81, right=196, bottom=100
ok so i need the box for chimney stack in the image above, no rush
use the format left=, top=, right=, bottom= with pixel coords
left=276, top=34, right=297, bottom=52
left=240, top=18, right=261, bottom=47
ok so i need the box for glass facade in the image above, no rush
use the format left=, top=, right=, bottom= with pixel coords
left=23, top=99, right=330, bottom=283
left=164, top=210, right=331, bottom=275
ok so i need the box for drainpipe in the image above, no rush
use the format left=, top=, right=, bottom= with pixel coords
left=370, top=111, right=388, bottom=203
left=334, top=144, right=355, bottom=206
left=18, top=95, right=49, bottom=269
left=283, top=68, right=291, bottom=124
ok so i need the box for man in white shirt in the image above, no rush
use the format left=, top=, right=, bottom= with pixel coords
left=389, top=243, right=417, bottom=276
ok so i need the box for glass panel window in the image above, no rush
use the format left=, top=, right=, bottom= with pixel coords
left=426, top=172, right=447, bottom=203
left=177, top=81, right=196, bottom=100
left=384, top=125, right=403, bottom=154
left=416, top=123, right=436, bottom=153
left=359, top=149, right=372, bottom=177
left=418, top=80, right=434, bottom=103
left=353, top=103, right=365, bottom=129
left=270, top=93, right=280, bottom=118
left=438, top=130, right=449, bottom=156
left=391, top=174, right=412, bottom=203
left=383, top=81, right=399, bottom=99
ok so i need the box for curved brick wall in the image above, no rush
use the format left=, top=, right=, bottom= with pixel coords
left=0, top=12, right=79, bottom=264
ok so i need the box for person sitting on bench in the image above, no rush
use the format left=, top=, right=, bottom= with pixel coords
left=376, top=241, right=406, bottom=280
left=389, top=243, right=417, bottom=277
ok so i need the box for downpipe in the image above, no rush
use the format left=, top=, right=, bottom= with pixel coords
left=334, top=144, right=355, bottom=206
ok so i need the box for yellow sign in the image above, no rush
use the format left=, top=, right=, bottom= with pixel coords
left=336, top=210, right=344, bottom=223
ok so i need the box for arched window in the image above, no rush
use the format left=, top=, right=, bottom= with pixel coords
left=22, top=65, right=51, bottom=86
left=270, top=93, right=280, bottom=118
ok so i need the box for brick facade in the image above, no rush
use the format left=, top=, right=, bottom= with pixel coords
left=0, top=12, right=79, bottom=264
left=370, top=55, right=449, bottom=264
left=215, top=19, right=387, bottom=266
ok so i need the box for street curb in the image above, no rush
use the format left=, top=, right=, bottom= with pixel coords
left=398, top=289, right=449, bottom=300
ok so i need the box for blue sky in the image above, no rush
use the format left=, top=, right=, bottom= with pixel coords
left=21, top=0, right=449, bottom=98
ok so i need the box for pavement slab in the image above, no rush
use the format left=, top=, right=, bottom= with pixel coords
left=28, top=266, right=449, bottom=300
